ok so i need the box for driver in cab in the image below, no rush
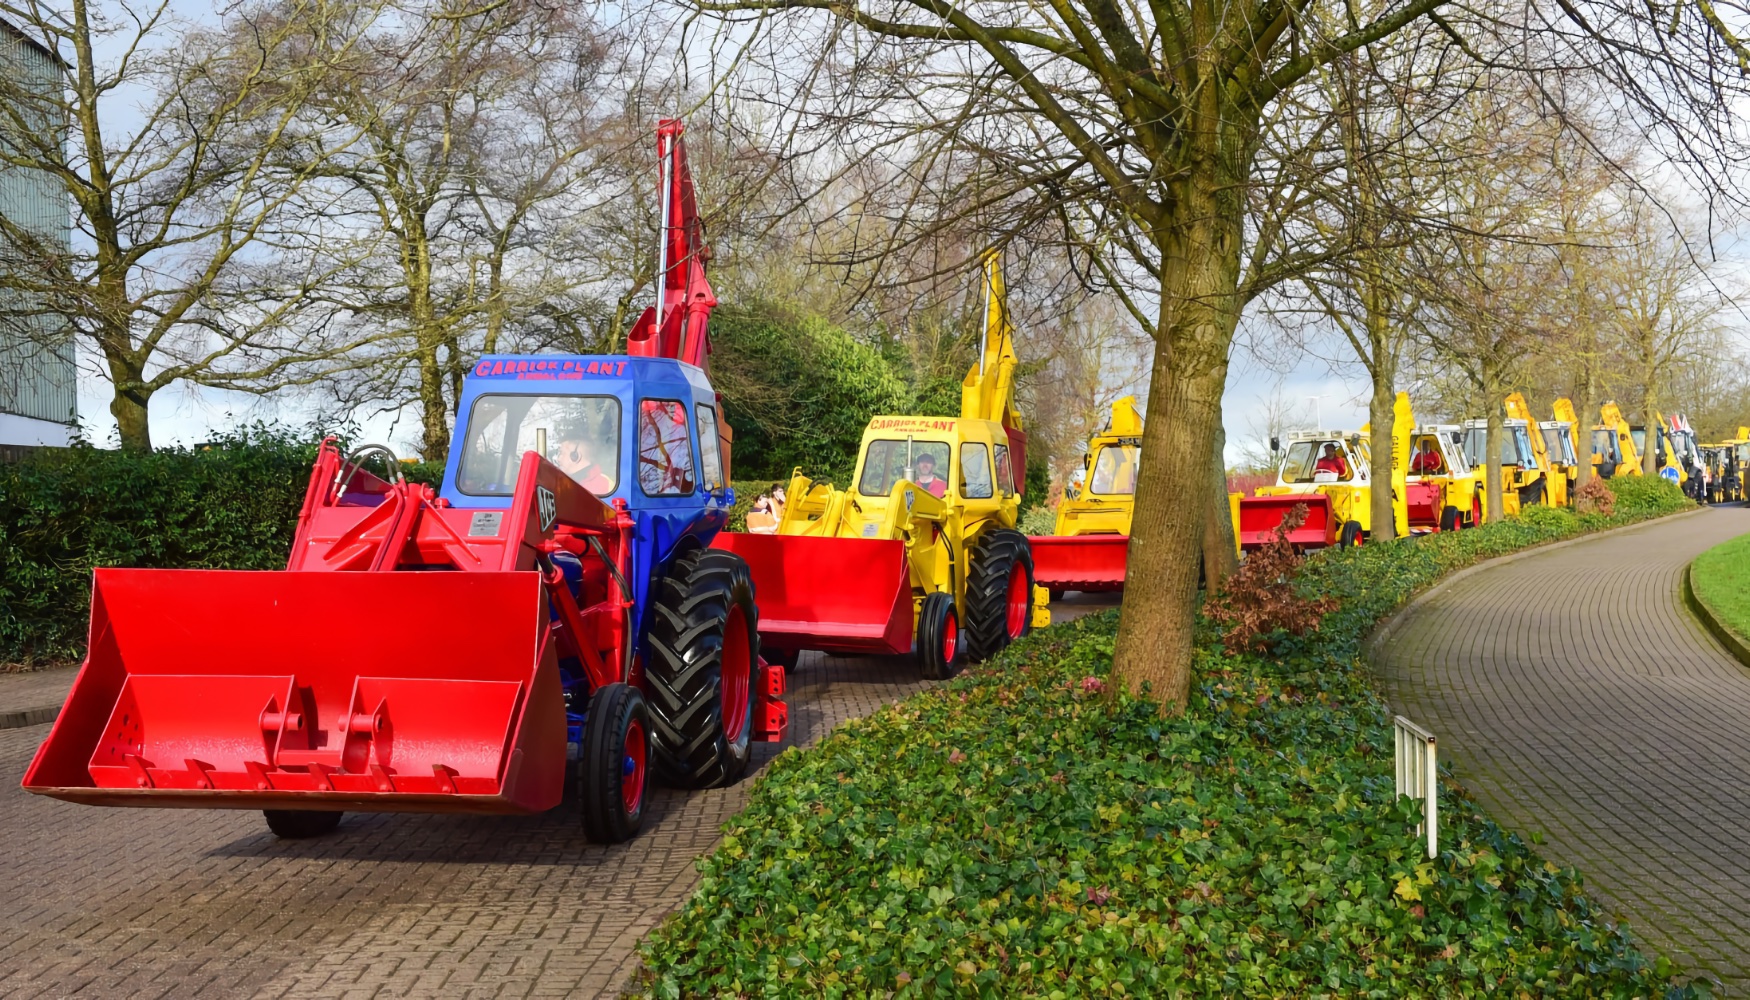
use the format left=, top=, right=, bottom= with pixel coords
left=1410, top=439, right=1445, bottom=475
left=552, top=433, right=613, bottom=494
left=1314, top=443, right=1348, bottom=478
left=913, top=452, right=948, bottom=498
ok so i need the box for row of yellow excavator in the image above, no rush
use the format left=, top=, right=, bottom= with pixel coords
left=1231, top=393, right=1747, bottom=552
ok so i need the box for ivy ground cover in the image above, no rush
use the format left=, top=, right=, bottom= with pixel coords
left=641, top=477, right=1699, bottom=998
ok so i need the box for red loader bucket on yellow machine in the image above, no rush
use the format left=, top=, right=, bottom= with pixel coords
left=711, top=533, right=912, bottom=655
left=23, top=568, right=566, bottom=814
left=1029, top=535, right=1128, bottom=592
left=1236, top=494, right=1336, bottom=551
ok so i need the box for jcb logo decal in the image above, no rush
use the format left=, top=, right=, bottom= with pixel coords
left=536, top=486, right=557, bottom=531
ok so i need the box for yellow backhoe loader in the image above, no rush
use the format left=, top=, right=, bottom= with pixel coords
left=1031, top=397, right=1142, bottom=595
left=716, top=254, right=1050, bottom=679
left=1506, top=392, right=1568, bottom=506
left=1544, top=398, right=1583, bottom=503
left=1590, top=402, right=1642, bottom=480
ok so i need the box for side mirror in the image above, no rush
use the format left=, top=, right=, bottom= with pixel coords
left=1269, top=436, right=1280, bottom=453
left=1082, top=453, right=1091, bottom=469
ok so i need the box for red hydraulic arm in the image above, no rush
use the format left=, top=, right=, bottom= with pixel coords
left=626, top=119, right=717, bottom=370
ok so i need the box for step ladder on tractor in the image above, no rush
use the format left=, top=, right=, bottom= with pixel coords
left=23, top=120, right=787, bottom=844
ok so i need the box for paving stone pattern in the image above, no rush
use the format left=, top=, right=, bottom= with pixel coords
left=1375, top=506, right=1750, bottom=993
left=0, top=651, right=931, bottom=999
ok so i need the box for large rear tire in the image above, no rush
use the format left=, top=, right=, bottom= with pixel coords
left=1439, top=505, right=1461, bottom=532
left=917, top=591, right=961, bottom=680
left=264, top=810, right=342, bottom=839
left=579, top=682, right=649, bottom=844
left=1338, top=520, right=1363, bottom=548
left=964, top=528, right=1034, bottom=662
left=644, top=548, right=759, bottom=789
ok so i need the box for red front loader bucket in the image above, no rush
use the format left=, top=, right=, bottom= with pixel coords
left=712, top=533, right=912, bottom=655
left=1236, top=494, right=1336, bottom=551
left=1030, top=535, right=1129, bottom=592
left=23, top=568, right=566, bottom=814
left=1404, top=481, right=1442, bottom=529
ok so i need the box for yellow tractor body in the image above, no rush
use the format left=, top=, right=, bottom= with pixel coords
left=1053, top=396, right=1142, bottom=537
left=1590, top=402, right=1642, bottom=479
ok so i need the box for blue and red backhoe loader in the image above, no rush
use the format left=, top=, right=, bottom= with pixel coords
left=23, top=120, right=785, bottom=844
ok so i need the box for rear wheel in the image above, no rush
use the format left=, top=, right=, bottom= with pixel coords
left=1439, top=505, right=1461, bottom=532
left=917, top=591, right=960, bottom=680
left=965, top=528, right=1034, bottom=662
left=1519, top=479, right=1546, bottom=507
left=1338, top=520, right=1363, bottom=548
left=644, top=548, right=759, bottom=789
left=579, top=682, right=649, bottom=844
left=263, top=810, right=342, bottom=839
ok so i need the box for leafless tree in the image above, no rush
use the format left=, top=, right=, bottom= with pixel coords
left=0, top=0, right=387, bottom=451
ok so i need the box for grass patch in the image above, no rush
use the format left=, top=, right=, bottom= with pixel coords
left=1690, top=531, right=1750, bottom=642
left=638, top=480, right=1698, bottom=998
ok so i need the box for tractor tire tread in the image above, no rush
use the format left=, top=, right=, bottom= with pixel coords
left=964, top=527, right=1033, bottom=663
left=579, top=683, right=647, bottom=844
left=643, top=548, right=758, bottom=789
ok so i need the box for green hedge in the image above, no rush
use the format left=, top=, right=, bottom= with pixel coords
left=638, top=480, right=1698, bottom=997
left=0, top=432, right=326, bottom=662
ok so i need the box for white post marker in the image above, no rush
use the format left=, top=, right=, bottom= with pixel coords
left=1393, top=715, right=1438, bottom=859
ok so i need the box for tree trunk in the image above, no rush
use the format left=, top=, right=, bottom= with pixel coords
left=1202, top=421, right=1237, bottom=589
left=1574, top=379, right=1595, bottom=493
left=110, top=388, right=152, bottom=452
left=417, top=340, right=451, bottom=463
left=1484, top=384, right=1504, bottom=524
left=1111, top=163, right=1247, bottom=710
left=1641, top=363, right=1659, bottom=477
left=1368, top=362, right=1397, bottom=540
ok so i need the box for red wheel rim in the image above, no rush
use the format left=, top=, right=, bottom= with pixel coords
left=622, top=718, right=646, bottom=815
left=942, top=612, right=958, bottom=664
left=1005, top=565, right=1029, bottom=639
left=720, top=608, right=751, bottom=740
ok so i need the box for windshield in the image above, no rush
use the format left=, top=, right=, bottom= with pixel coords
left=1592, top=429, right=1620, bottom=462
left=458, top=394, right=621, bottom=496
left=1461, top=427, right=1530, bottom=467
left=1631, top=428, right=1648, bottom=454
left=1089, top=444, right=1140, bottom=495
left=1542, top=425, right=1577, bottom=464
left=1408, top=435, right=1455, bottom=476
left=1280, top=440, right=1352, bottom=483
left=858, top=438, right=952, bottom=498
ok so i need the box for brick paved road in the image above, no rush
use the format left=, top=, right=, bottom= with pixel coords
left=1375, top=506, right=1750, bottom=993
left=0, top=651, right=930, bottom=999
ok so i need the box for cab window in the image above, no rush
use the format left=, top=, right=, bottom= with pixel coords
left=962, top=442, right=994, bottom=499
left=458, top=394, right=620, bottom=497
left=1280, top=440, right=1351, bottom=483
left=1089, top=444, right=1140, bottom=494
left=639, top=399, right=695, bottom=496
left=859, top=439, right=951, bottom=498
left=695, top=404, right=725, bottom=490
left=993, top=443, right=1015, bottom=495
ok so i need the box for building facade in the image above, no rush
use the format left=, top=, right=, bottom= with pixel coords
left=0, top=16, right=75, bottom=448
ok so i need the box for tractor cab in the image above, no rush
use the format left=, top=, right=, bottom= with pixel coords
left=1463, top=418, right=1547, bottom=514
left=843, top=416, right=1020, bottom=534
left=1401, top=425, right=1479, bottom=532
left=1274, top=431, right=1369, bottom=490
left=1407, top=427, right=1470, bottom=481
left=444, top=355, right=730, bottom=517
left=1540, top=421, right=1579, bottom=466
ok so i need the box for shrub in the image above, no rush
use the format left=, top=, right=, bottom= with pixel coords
left=1018, top=505, right=1056, bottom=536
left=1576, top=477, right=1616, bottom=517
left=1204, top=503, right=1336, bottom=654
left=1609, top=476, right=1690, bottom=517
left=639, top=493, right=1701, bottom=997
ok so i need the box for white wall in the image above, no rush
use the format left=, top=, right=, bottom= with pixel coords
left=0, top=410, right=75, bottom=447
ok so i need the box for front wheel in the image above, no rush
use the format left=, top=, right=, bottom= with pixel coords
left=964, top=528, right=1034, bottom=662
left=579, top=683, right=649, bottom=844
left=1338, top=520, right=1363, bottom=548
left=917, top=591, right=961, bottom=680
left=645, top=548, right=759, bottom=789
left=264, top=810, right=342, bottom=839
left=1439, top=505, right=1462, bottom=532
